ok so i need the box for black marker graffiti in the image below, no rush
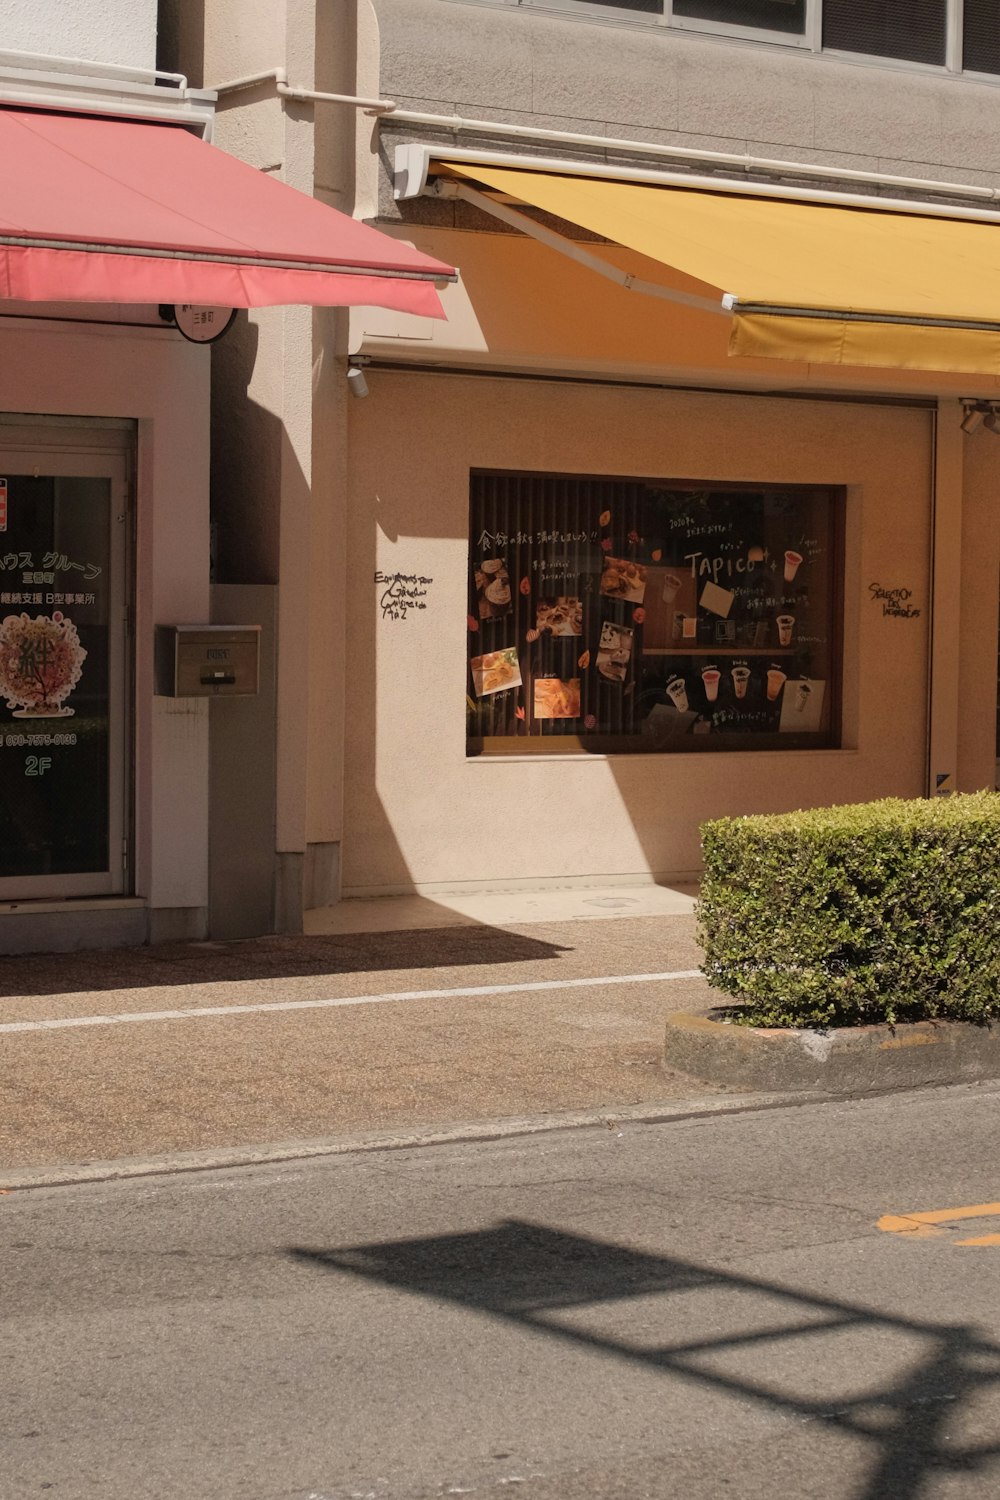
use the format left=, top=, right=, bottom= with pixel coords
left=868, top=583, right=921, bottom=619
left=375, top=571, right=433, bottom=621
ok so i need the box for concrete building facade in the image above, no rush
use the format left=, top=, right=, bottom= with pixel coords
left=161, top=0, right=1000, bottom=912
left=0, top=0, right=447, bottom=952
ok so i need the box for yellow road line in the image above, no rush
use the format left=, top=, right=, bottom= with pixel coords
left=878, top=1201, right=1000, bottom=1244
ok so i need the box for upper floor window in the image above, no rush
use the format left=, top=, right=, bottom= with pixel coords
left=673, top=0, right=807, bottom=38
left=822, top=0, right=945, bottom=67
left=508, top=0, right=1000, bottom=78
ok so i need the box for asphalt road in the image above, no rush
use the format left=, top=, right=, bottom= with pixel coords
left=4, top=1081, right=1000, bottom=1500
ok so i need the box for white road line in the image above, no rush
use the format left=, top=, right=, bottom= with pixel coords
left=0, top=968, right=701, bottom=1036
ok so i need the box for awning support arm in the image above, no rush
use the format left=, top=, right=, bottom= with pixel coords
left=430, top=178, right=729, bottom=316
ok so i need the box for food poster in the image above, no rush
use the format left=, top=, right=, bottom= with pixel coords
left=470, top=646, right=522, bottom=697
left=0, top=475, right=111, bottom=877
left=779, top=678, right=827, bottom=734
left=597, top=622, right=634, bottom=683
left=533, top=678, right=581, bottom=718
left=475, top=558, right=513, bottom=619
left=641, top=566, right=699, bottom=645
left=536, top=597, right=583, bottom=636
left=468, top=475, right=835, bottom=749
left=600, top=557, right=647, bottom=604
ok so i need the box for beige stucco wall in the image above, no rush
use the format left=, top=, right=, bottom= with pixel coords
left=1, top=0, right=158, bottom=70
left=344, top=373, right=934, bottom=894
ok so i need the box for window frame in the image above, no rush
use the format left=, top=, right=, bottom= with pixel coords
left=472, top=0, right=982, bottom=80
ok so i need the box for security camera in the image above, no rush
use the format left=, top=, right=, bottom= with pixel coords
left=347, top=365, right=369, bottom=399
left=960, top=401, right=985, bottom=434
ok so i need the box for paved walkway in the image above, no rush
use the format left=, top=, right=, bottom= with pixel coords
left=0, top=883, right=735, bottom=1180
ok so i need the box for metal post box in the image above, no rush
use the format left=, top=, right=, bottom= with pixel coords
left=155, top=625, right=261, bottom=697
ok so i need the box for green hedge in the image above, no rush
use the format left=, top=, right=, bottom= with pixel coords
left=697, top=792, right=1000, bottom=1029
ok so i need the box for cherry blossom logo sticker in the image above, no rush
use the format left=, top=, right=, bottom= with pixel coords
left=0, top=611, right=87, bottom=718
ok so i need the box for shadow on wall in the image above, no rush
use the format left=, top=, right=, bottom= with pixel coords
left=291, top=1218, right=1000, bottom=1500
left=210, top=317, right=562, bottom=942
left=155, top=0, right=205, bottom=90
left=344, top=431, right=709, bottom=895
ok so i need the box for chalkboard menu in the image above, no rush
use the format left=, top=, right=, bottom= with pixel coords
left=468, top=471, right=839, bottom=755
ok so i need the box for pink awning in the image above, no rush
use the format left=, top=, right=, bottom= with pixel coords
left=0, top=107, right=454, bottom=316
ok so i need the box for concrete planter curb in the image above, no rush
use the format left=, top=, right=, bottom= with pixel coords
left=664, top=1008, right=1000, bottom=1092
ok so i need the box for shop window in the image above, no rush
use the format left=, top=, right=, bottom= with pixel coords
left=468, top=471, right=841, bottom=756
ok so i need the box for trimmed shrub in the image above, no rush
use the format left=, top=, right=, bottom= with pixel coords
left=698, top=792, right=1000, bottom=1029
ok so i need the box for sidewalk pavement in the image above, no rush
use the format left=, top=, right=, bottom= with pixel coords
left=0, top=882, right=741, bottom=1183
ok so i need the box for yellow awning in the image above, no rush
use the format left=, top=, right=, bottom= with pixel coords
left=442, top=161, right=1000, bottom=375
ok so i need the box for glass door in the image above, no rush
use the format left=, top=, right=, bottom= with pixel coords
left=0, top=422, right=131, bottom=898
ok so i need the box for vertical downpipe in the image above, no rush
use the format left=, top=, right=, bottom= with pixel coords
left=926, top=400, right=964, bottom=797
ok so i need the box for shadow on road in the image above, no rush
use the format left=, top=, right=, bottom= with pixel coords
left=290, top=1220, right=1000, bottom=1500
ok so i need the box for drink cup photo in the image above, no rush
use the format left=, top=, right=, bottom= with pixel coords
left=767, top=668, right=787, bottom=701
left=701, top=667, right=721, bottom=703
left=662, top=573, right=682, bottom=604
left=776, top=614, right=795, bottom=646
left=731, top=666, right=751, bottom=699
left=795, top=681, right=812, bottom=713
left=666, top=676, right=689, bottom=712
left=783, top=550, right=803, bottom=583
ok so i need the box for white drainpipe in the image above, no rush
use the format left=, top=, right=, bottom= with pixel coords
left=0, top=47, right=190, bottom=92
left=214, top=67, right=392, bottom=116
